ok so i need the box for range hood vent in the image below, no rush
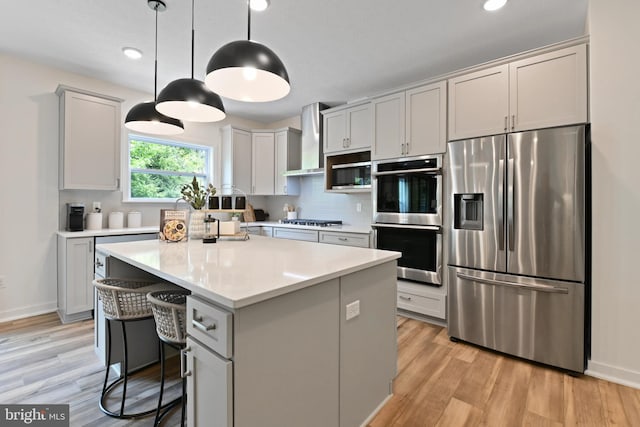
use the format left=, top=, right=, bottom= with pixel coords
left=285, top=102, right=329, bottom=176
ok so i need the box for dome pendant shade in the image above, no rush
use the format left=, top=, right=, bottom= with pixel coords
left=205, top=40, right=290, bottom=102
left=125, top=101, right=185, bottom=135
left=156, top=78, right=226, bottom=122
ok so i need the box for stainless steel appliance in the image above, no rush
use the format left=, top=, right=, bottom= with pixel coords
left=373, top=224, right=441, bottom=285
left=448, top=125, right=589, bottom=373
left=285, top=102, right=329, bottom=175
left=372, top=154, right=443, bottom=285
left=331, top=161, right=371, bottom=190
left=373, top=155, right=442, bottom=226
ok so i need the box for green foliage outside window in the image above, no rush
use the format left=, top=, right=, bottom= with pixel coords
left=129, top=136, right=211, bottom=200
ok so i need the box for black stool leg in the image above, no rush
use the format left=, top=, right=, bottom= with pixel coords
left=181, top=374, right=186, bottom=427
left=101, top=319, right=113, bottom=398
left=119, top=320, right=128, bottom=417
left=154, top=340, right=166, bottom=426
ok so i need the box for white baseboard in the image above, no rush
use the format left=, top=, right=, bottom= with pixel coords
left=587, top=360, right=640, bottom=390
left=0, top=301, right=58, bottom=323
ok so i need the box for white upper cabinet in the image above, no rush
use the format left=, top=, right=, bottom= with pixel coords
left=221, top=126, right=252, bottom=195
left=509, top=45, right=588, bottom=132
left=448, top=44, right=588, bottom=140
left=274, top=128, right=301, bottom=196
left=56, top=86, right=123, bottom=190
left=448, top=64, right=509, bottom=140
left=323, top=102, right=372, bottom=154
left=373, top=81, right=447, bottom=160
left=251, top=132, right=275, bottom=195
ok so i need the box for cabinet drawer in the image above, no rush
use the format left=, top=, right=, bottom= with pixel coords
left=187, top=295, right=233, bottom=359
left=95, top=251, right=107, bottom=277
left=273, top=228, right=319, bottom=242
left=319, top=231, right=370, bottom=248
left=397, top=290, right=445, bottom=319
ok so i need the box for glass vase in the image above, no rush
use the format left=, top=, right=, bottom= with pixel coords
left=188, top=210, right=206, bottom=240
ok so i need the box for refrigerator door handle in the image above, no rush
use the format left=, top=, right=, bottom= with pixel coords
left=507, top=157, right=515, bottom=251
left=498, top=158, right=504, bottom=251
left=456, top=272, right=569, bottom=294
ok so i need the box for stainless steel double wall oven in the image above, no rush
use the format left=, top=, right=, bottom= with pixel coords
left=372, top=155, right=443, bottom=285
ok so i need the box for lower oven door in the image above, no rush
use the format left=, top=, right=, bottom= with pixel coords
left=373, top=224, right=442, bottom=286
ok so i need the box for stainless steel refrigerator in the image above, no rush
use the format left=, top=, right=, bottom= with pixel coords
left=447, top=125, right=589, bottom=373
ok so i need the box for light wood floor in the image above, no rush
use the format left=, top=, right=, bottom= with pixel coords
left=1, top=313, right=639, bottom=426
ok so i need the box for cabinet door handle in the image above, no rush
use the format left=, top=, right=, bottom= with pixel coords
left=504, top=116, right=508, bottom=132
left=399, top=295, right=412, bottom=301
left=511, top=114, right=515, bottom=130
left=338, top=237, right=348, bottom=242
left=400, top=143, right=405, bottom=155
left=95, top=259, right=104, bottom=268
left=192, top=316, right=217, bottom=332
left=181, top=346, right=192, bottom=378
left=342, top=138, right=346, bottom=148
left=406, top=141, right=410, bottom=154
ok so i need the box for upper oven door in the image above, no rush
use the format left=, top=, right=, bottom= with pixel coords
left=373, top=156, right=442, bottom=226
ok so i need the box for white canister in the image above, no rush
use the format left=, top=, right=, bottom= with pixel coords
left=86, top=212, right=102, bottom=230
left=127, top=211, right=142, bottom=228
left=108, top=211, right=124, bottom=229
left=287, top=211, right=298, bottom=220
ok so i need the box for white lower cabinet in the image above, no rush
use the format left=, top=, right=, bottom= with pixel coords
left=185, top=337, right=233, bottom=427
left=57, top=236, right=94, bottom=323
left=397, top=279, right=446, bottom=320
left=272, top=227, right=319, bottom=242
left=319, top=230, right=370, bottom=248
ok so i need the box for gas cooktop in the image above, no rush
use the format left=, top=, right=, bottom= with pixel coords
left=280, top=219, right=343, bottom=227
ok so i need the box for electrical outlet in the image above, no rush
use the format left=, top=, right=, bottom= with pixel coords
left=356, top=202, right=362, bottom=213
left=346, top=300, right=360, bottom=320
left=92, top=201, right=101, bottom=212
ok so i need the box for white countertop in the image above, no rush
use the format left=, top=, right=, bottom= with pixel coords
left=244, top=221, right=372, bottom=234
left=57, top=226, right=159, bottom=238
left=96, top=236, right=399, bottom=309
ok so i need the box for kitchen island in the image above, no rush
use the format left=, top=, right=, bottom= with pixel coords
left=96, top=235, right=400, bottom=427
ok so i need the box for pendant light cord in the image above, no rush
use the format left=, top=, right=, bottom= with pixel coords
left=154, top=2, right=159, bottom=101
left=191, top=0, right=195, bottom=79
left=247, top=0, right=251, bottom=40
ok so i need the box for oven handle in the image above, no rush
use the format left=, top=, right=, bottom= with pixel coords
left=372, top=223, right=441, bottom=231
left=372, top=168, right=441, bottom=176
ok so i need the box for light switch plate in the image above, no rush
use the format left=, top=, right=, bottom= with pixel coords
left=346, top=300, right=360, bottom=320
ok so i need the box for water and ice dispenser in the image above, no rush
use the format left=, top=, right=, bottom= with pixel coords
left=453, top=193, right=484, bottom=230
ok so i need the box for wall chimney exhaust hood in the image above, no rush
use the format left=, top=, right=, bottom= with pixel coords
left=285, top=102, right=328, bottom=176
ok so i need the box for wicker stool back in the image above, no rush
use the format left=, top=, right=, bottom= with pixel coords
left=94, top=278, right=176, bottom=320
left=147, top=290, right=190, bottom=344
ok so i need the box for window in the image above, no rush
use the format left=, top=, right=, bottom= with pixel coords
left=126, top=134, right=212, bottom=202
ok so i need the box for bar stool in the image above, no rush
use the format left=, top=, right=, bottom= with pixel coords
left=147, top=289, right=191, bottom=427
left=94, top=278, right=177, bottom=419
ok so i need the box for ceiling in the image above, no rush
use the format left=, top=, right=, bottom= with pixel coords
left=0, top=0, right=588, bottom=124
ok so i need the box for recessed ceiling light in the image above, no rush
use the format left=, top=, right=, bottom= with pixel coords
left=249, top=0, right=270, bottom=12
left=122, top=47, right=143, bottom=60
left=483, top=0, right=507, bottom=11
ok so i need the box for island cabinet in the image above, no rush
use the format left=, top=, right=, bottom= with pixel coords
left=372, top=81, right=447, bottom=160
left=56, top=85, right=123, bottom=190
left=323, top=102, right=372, bottom=154
left=96, top=237, right=399, bottom=427
left=448, top=44, right=588, bottom=140
left=220, top=125, right=252, bottom=195
left=185, top=263, right=396, bottom=427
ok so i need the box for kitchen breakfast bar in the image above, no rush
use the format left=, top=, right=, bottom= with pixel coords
left=96, top=235, right=400, bottom=427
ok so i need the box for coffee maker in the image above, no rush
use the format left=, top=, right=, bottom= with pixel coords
left=67, top=203, right=85, bottom=231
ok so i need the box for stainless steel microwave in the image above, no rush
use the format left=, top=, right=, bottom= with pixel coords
left=331, top=161, right=371, bottom=190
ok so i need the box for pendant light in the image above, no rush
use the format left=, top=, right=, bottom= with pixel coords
left=156, top=0, right=226, bottom=122
left=125, top=0, right=184, bottom=135
left=204, top=0, right=290, bottom=102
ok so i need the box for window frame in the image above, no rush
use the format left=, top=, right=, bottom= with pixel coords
left=124, top=133, right=213, bottom=203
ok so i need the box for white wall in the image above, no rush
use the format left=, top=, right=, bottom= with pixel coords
left=587, top=0, right=640, bottom=387
left=0, top=53, right=263, bottom=322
